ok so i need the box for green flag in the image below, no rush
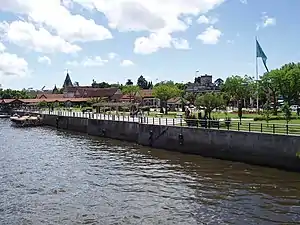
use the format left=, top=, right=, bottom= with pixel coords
left=256, top=40, right=269, bottom=72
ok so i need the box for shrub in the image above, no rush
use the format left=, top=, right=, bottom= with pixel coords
left=185, top=114, right=198, bottom=127
left=140, top=106, right=150, bottom=112
left=253, top=116, right=298, bottom=121
left=118, top=106, right=130, bottom=112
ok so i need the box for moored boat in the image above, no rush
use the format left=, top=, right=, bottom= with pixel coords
left=10, top=114, right=43, bottom=127
left=0, top=114, right=10, bottom=118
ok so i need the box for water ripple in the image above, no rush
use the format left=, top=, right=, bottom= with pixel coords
left=0, top=119, right=300, bottom=225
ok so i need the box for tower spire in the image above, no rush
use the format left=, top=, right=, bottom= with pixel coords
left=63, top=70, right=73, bottom=89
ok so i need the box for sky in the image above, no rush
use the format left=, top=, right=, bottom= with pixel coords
left=0, top=0, right=299, bottom=90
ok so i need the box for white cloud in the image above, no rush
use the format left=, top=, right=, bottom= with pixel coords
left=240, top=0, right=247, bottom=4
left=0, top=21, right=81, bottom=53
left=134, top=32, right=172, bottom=54
left=61, top=0, right=73, bottom=8
left=83, top=56, right=108, bottom=67
left=0, top=42, right=5, bottom=52
left=0, top=0, right=113, bottom=43
left=73, top=0, right=225, bottom=53
left=67, top=56, right=108, bottom=67
left=38, top=56, right=51, bottom=65
left=196, top=26, right=222, bottom=44
left=197, top=15, right=218, bottom=24
left=120, top=59, right=134, bottom=67
left=227, top=40, right=234, bottom=44
left=73, top=0, right=225, bottom=33
left=184, top=17, right=193, bottom=26
left=172, top=38, right=190, bottom=50
left=0, top=52, right=29, bottom=77
left=134, top=33, right=190, bottom=54
left=0, top=0, right=226, bottom=55
left=108, top=52, right=118, bottom=59
left=0, top=41, right=29, bottom=78
left=256, top=13, right=276, bottom=30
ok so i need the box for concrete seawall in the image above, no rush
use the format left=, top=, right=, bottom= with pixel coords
left=42, top=114, right=300, bottom=172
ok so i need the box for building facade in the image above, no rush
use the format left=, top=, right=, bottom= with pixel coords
left=186, top=74, right=220, bottom=94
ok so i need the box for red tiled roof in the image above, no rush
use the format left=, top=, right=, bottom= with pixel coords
left=120, top=89, right=153, bottom=100
left=19, top=98, right=91, bottom=104
left=36, top=94, right=64, bottom=99
left=140, top=89, right=153, bottom=98
left=0, top=99, right=20, bottom=104
left=167, top=97, right=181, bottom=104
left=66, top=87, right=121, bottom=98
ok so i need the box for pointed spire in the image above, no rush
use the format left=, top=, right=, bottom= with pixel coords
left=52, top=84, right=58, bottom=94
left=63, top=70, right=73, bottom=89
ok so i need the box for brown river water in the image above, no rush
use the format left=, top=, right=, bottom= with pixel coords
left=0, top=119, right=300, bottom=225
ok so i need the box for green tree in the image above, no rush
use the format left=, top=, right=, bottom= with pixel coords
left=184, top=92, right=198, bottom=105
left=195, top=93, right=225, bottom=119
left=87, top=97, right=106, bottom=106
left=263, top=100, right=272, bottom=126
left=126, top=79, right=133, bottom=86
left=37, top=101, right=48, bottom=108
left=155, top=80, right=174, bottom=87
left=282, top=102, right=292, bottom=124
left=260, top=70, right=281, bottom=115
left=238, top=100, right=243, bottom=123
left=0, top=89, right=30, bottom=99
left=122, top=85, right=140, bottom=103
left=222, top=75, right=254, bottom=107
left=92, top=81, right=111, bottom=88
left=278, top=64, right=300, bottom=106
left=153, top=84, right=181, bottom=114
left=137, top=75, right=152, bottom=89
left=175, top=83, right=186, bottom=90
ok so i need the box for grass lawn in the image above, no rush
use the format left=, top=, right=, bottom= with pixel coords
left=211, top=112, right=258, bottom=119
left=148, top=111, right=183, bottom=118
left=180, top=119, right=300, bottom=135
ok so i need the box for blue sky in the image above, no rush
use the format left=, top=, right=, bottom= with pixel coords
left=0, top=0, right=299, bottom=90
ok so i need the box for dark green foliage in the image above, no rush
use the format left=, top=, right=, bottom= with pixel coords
left=282, top=103, right=292, bottom=123
left=253, top=116, right=298, bottom=121
left=0, top=89, right=31, bottom=99
left=238, top=101, right=243, bottom=122
left=137, top=75, right=153, bottom=89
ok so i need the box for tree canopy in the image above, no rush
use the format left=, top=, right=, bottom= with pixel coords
left=153, top=83, right=181, bottom=114
left=122, top=85, right=140, bottom=102
left=222, top=75, right=255, bottom=106
left=126, top=79, right=133, bottom=86
left=195, top=93, right=225, bottom=118
left=0, top=89, right=31, bottom=99
left=137, top=75, right=153, bottom=89
left=260, top=62, right=300, bottom=108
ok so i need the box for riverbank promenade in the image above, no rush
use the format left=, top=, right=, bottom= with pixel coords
left=17, top=109, right=300, bottom=135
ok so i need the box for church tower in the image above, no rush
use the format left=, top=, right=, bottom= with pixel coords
left=63, top=71, right=73, bottom=89
left=52, top=85, right=59, bottom=94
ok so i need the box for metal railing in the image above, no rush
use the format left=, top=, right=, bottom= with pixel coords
left=15, top=109, right=300, bottom=136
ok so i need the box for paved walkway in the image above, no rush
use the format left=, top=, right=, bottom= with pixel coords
left=25, top=110, right=183, bottom=126
left=18, top=110, right=253, bottom=126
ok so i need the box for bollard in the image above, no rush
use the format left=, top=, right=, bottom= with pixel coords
left=178, top=133, right=184, bottom=145
left=149, top=130, right=153, bottom=146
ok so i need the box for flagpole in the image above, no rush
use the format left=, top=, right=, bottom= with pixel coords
left=255, top=36, right=259, bottom=113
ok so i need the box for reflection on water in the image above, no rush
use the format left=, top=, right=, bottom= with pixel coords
left=0, top=119, right=299, bottom=225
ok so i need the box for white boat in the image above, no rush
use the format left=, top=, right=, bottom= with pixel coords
left=10, top=114, right=43, bottom=127
left=0, top=114, right=10, bottom=118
